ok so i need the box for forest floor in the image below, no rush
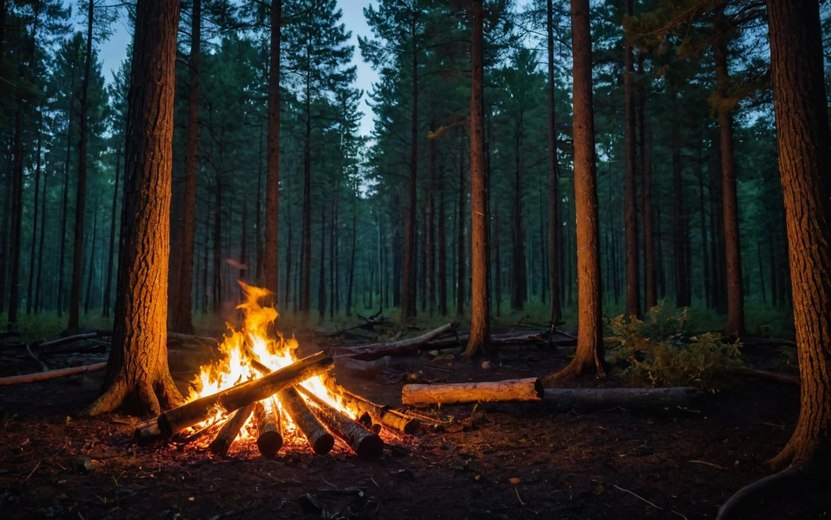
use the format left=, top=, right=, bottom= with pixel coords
left=0, top=324, right=828, bottom=520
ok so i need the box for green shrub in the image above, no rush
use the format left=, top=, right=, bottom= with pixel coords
left=606, top=306, right=743, bottom=390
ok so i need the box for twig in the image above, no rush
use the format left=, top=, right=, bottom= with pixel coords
left=689, top=459, right=727, bottom=470
left=613, top=484, right=663, bottom=511
left=25, top=460, right=42, bottom=480
left=513, top=485, right=526, bottom=506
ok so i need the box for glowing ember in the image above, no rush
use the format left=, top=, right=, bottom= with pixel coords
left=185, top=282, right=355, bottom=449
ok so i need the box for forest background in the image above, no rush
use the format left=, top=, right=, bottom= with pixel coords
left=1, top=0, right=829, bottom=341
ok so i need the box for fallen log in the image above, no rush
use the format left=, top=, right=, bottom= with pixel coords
left=157, top=351, right=332, bottom=436
left=0, top=361, right=107, bottom=386
left=541, top=386, right=701, bottom=409
left=36, top=332, right=100, bottom=349
left=297, top=386, right=384, bottom=461
left=209, top=403, right=255, bottom=456
left=254, top=399, right=283, bottom=456
left=338, top=386, right=420, bottom=434
left=402, top=377, right=544, bottom=406
left=736, top=367, right=799, bottom=386
left=423, top=332, right=575, bottom=350
left=336, top=322, right=457, bottom=361
left=278, top=387, right=334, bottom=455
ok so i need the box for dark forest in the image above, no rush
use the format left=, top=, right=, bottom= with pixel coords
left=1, top=0, right=830, bottom=518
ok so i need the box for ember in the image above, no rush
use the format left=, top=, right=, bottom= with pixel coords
left=139, top=282, right=417, bottom=460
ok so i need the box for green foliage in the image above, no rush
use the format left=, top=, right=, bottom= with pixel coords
left=606, top=305, right=743, bottom=390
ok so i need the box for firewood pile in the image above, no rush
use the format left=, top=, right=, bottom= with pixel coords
left=136, top=350, right=426, bottom=461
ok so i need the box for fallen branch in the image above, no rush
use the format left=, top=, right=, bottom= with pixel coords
left=736, top=367, right=799, bottom=386
left=336, top=322, right=457, bottom=360
left=337, top=385, right=420, bottom=434
left=35, top=332, right=100, bottom=349
left=402, top=377, right=544, bottom=406
left=157, top=351, right=332, bottom=436
left=0, top=362, right=107, bottom=386
left=542, top=386, right=700, bottom=409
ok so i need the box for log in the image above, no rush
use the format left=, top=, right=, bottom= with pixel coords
left=157, top=351, right=332, bottom=435
left=278, top=387, right=334, bottom=455
left=208, top=403, right=255, bottom=456
left=336, top=322, right=457, bottom=361
left=297, top=386, right=384, bottom=461
left=736, top=367, right=799, bottom=386
left=35, top=332, right=99, bottom=349
left=541, top=386, right=701, bottom=409
left=402, top=377, right=544, bottom=406
left=254, top=399, right=283, bottom=456
left=338, top=386, right=420, bottom=434
left=0, top=361, right=107, bottom=386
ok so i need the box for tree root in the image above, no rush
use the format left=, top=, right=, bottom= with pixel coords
left=84, top=372, right=184, bottom=418
left=717, top=464, right=827, bottom=519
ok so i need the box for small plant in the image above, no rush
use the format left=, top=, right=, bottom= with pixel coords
left=606, top=305, right=743, bottom=390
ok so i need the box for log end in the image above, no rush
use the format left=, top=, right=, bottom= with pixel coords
left=256, top=432, right=284, bottom=457
left=311, top=433, right=335, bottom=455
left=208, top=438, right=232, bottom=457
left=355, top=434, right=384, bottom=461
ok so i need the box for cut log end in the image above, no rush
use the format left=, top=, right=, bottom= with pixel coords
left=355, top=433, right=384, bottom=461
left=256, top=431, right=283, bottom=457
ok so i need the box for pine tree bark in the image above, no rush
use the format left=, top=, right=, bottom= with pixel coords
left=714, top=4, right=744, bottom=337
left=26, top=129, right=43, bottom=315
left=546, top=0, right=562, bottom=325
left=68, top=0, right=95, bottom=332
left=102, top=144, right=122, bottom=317
left=462, top=0, right=490, bottom=358
left=170, top=0, right=201, bottom=333
left=545, top=0, right=605, bottom=381
left=511, top=115, right=526, bottom=311
left=719, top=1, right=831, bottom=516
left=86, top=0, right=183, bottom=417
left=401, top=14, right=419, bottom=320
left=456, top=131, right=466, bottom=317
left=262, top=0, right=281, bottom=300
left=670, top=85, right=690, bottom=307
left=623, top=0, right=639, bottom=319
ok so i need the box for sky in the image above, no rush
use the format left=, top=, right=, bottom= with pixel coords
left=95, top=0, right=379, bottom=136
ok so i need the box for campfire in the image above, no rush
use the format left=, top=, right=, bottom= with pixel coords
left=137, top=283, right=418, bottom=460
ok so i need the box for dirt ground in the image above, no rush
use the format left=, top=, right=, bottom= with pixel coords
left=0, top=328, right=828, bottom=520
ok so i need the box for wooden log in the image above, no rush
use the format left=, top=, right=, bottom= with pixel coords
left=297, top=386, right=384, bottom=461
left=208, top=403, right=255, bottom=456
left=134, top=418, right=162, bottom=441
left=254, top=399, right=283, bottom=456
left=402, top=377, right=544, bottom=406
left=736, top=367, right=799, bottom=386
left=541, top=386, right=701, bottom=409
left=35, top=332, right=99, bottom=349
left=338, top=386, right=420, bottom=434
left=336, top=322, right=457, bottom=361
left=0, top=361, right=107, bottom=386
left=278, top=387, right=334, bottom=455
left=157, top=351, right=332, bottom=436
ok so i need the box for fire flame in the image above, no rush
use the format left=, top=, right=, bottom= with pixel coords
left=186, top=282, right=352, bottom=449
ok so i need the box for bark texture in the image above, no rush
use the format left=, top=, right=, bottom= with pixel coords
left=86, top=0, right=183, bottom=417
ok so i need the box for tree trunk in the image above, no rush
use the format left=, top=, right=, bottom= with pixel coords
left=402, top=18, right=419, bottom=321
left=719, top=1, right=831, bottom=516
left=69, top=0, right=95, bottom=332
left=86, top=0, right=184, bottom=417
left=623, top=0, right=639, bottom=318
left=170, top=0, right=201, bottom=333
left=57, top=65, right=77, bottom=318
left=456, top=131, right=466, bottom=317
left=670, top=85, right=690, bottom=307
left=546, top=0, right=605, bottom=381
left=26, top=129, right=43, bottom=315
left=317, top=205, right=326, bottom=321
left=262, top=0, right=281, bottom=300
left=714, top=6, right=744, bottom=336
left=35, top=143, right=49, bottom=313
left=438, top=161, right=448, bottom=316
left=300, top=87, right=312, bottom=319
left=511, top=115, right=526, bottom=312
left=102, top=143, right=122, bottom=317
left=545, top=0, right=562, bottom=325
left=463, top=0, right=490, bottom=359
left=83, top=196, right=98, bottom=314
left=7, top=111, right=23, bottom=325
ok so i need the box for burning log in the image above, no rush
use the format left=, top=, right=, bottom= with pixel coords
left=401, top=377, right=544, bottom=406
left=297, top=386, right=384, bottom=461
left=337, top=386, right=420, bottom=434
left=336, top=321, right=457, bottom=361
left=278, top=387, right=334, bottom=455
left=209, top=403, right=255, bottom=456
left=157, top=351, right=333, bottom=436
left=254, top=399, right=283, bottom=456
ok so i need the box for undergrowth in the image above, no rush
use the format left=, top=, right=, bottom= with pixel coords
left=606, top=305, right=744, bottom=391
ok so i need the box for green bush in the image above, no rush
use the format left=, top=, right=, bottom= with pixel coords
left=606, top=306, right=743, bottom=390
